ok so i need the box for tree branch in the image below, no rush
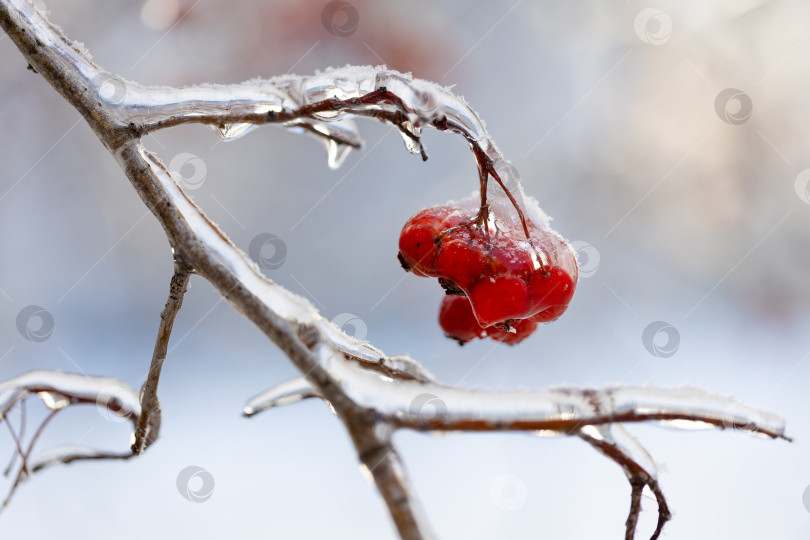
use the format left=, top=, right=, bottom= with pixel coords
left=0, top=371, right=145, bottom=512
left=132, top=263, right=191, bottom=455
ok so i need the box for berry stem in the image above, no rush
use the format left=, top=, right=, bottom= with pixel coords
left=273, top=88, right=543, bottom=270
left=469, top=143, right=546, bottom=274
left=474, top=154, right=490, bottom=231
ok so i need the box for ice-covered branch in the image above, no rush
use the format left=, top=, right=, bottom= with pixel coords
left=244, top=364, right=786, bottom=539
left=0, top=371, right=145, bottom=511
left=0, top=1, right=789, bottom=538
left=244, top=373, right=788, bottom=441
left=243, top=377, right=321, bottom=417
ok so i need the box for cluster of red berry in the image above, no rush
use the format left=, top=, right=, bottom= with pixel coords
left=398, top=204, right=577, bottom=345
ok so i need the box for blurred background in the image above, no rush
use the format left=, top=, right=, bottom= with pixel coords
left=1, top=0, right=809, bottom=538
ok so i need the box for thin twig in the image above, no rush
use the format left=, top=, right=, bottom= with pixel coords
left=2, top=412, right=24, bottom=478
left=132, top=264, right=191, bottom=455
left=1, top=409, right=58, bottom=511
left=578, top=431, right=671, bottom=540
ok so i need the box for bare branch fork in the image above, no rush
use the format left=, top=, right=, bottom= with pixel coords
left=0, top=371, right=146, bottom=509
left=0, top=1, right=789, bottom=538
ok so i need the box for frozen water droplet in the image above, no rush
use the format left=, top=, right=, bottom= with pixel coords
left=213, top=123, right=256, bottom=141
left=313, top=110, right=345, bottom=121
left=243, top=377, right=320, bottom=417
left=400, top=130, right=422, bottom=155
left=326, top=139, right=352, bottom=169
left=37, top=390, right=69, bottom=410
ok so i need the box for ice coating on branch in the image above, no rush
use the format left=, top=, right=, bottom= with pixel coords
left=313, top=346, right=788, bottom=439
left=215, top=123, right=257, bottom=141
left=0, top=370, right=140, bottom=418
left=0, top=370, right=143, bottom=510
left=243, top=377, right=320, bottom=417
left=133, top=145, right=406, bottom=368
left=101, top=64, right=519, bottom=185
left=426, top=194, right=578, bottom=286
left=10, top=4, right=523, bottom=201
left=28, top=445, right=130, bottom=473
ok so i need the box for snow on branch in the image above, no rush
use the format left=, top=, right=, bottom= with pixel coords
left=0, top=1, right=790, bottom=538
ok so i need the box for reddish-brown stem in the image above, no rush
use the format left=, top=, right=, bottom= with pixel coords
left=625, top=481, right=644, bottom=540
left=578, top=432, right=671, bottom=540
left=394, top=409, right=789, bottom=441
left=3, top=414, right=25, bottom=478
left=269, top=89, right=540, bottom=247
left=1, top=409, right=58, bottom=510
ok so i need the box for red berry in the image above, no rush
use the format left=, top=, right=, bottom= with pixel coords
left=490, top=237, right=534, bottom=280
left=529, top=266, right=575, bottom=314
left=532, top=304, right=569, bottom=323
left=439, top=295, right=539, bottom=345
left=489, top=318, right=538, bottom=345
left=400, top=202, right=578, bottom=342
left=435, top=239, right=486, bottom=293
left=398, top=207, right=451, bottom=274
left=469, top=275, right=530, bottom=326
left=438, top=295, right=486, bottom=345
left=440, top=209, right=467, bottom=229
